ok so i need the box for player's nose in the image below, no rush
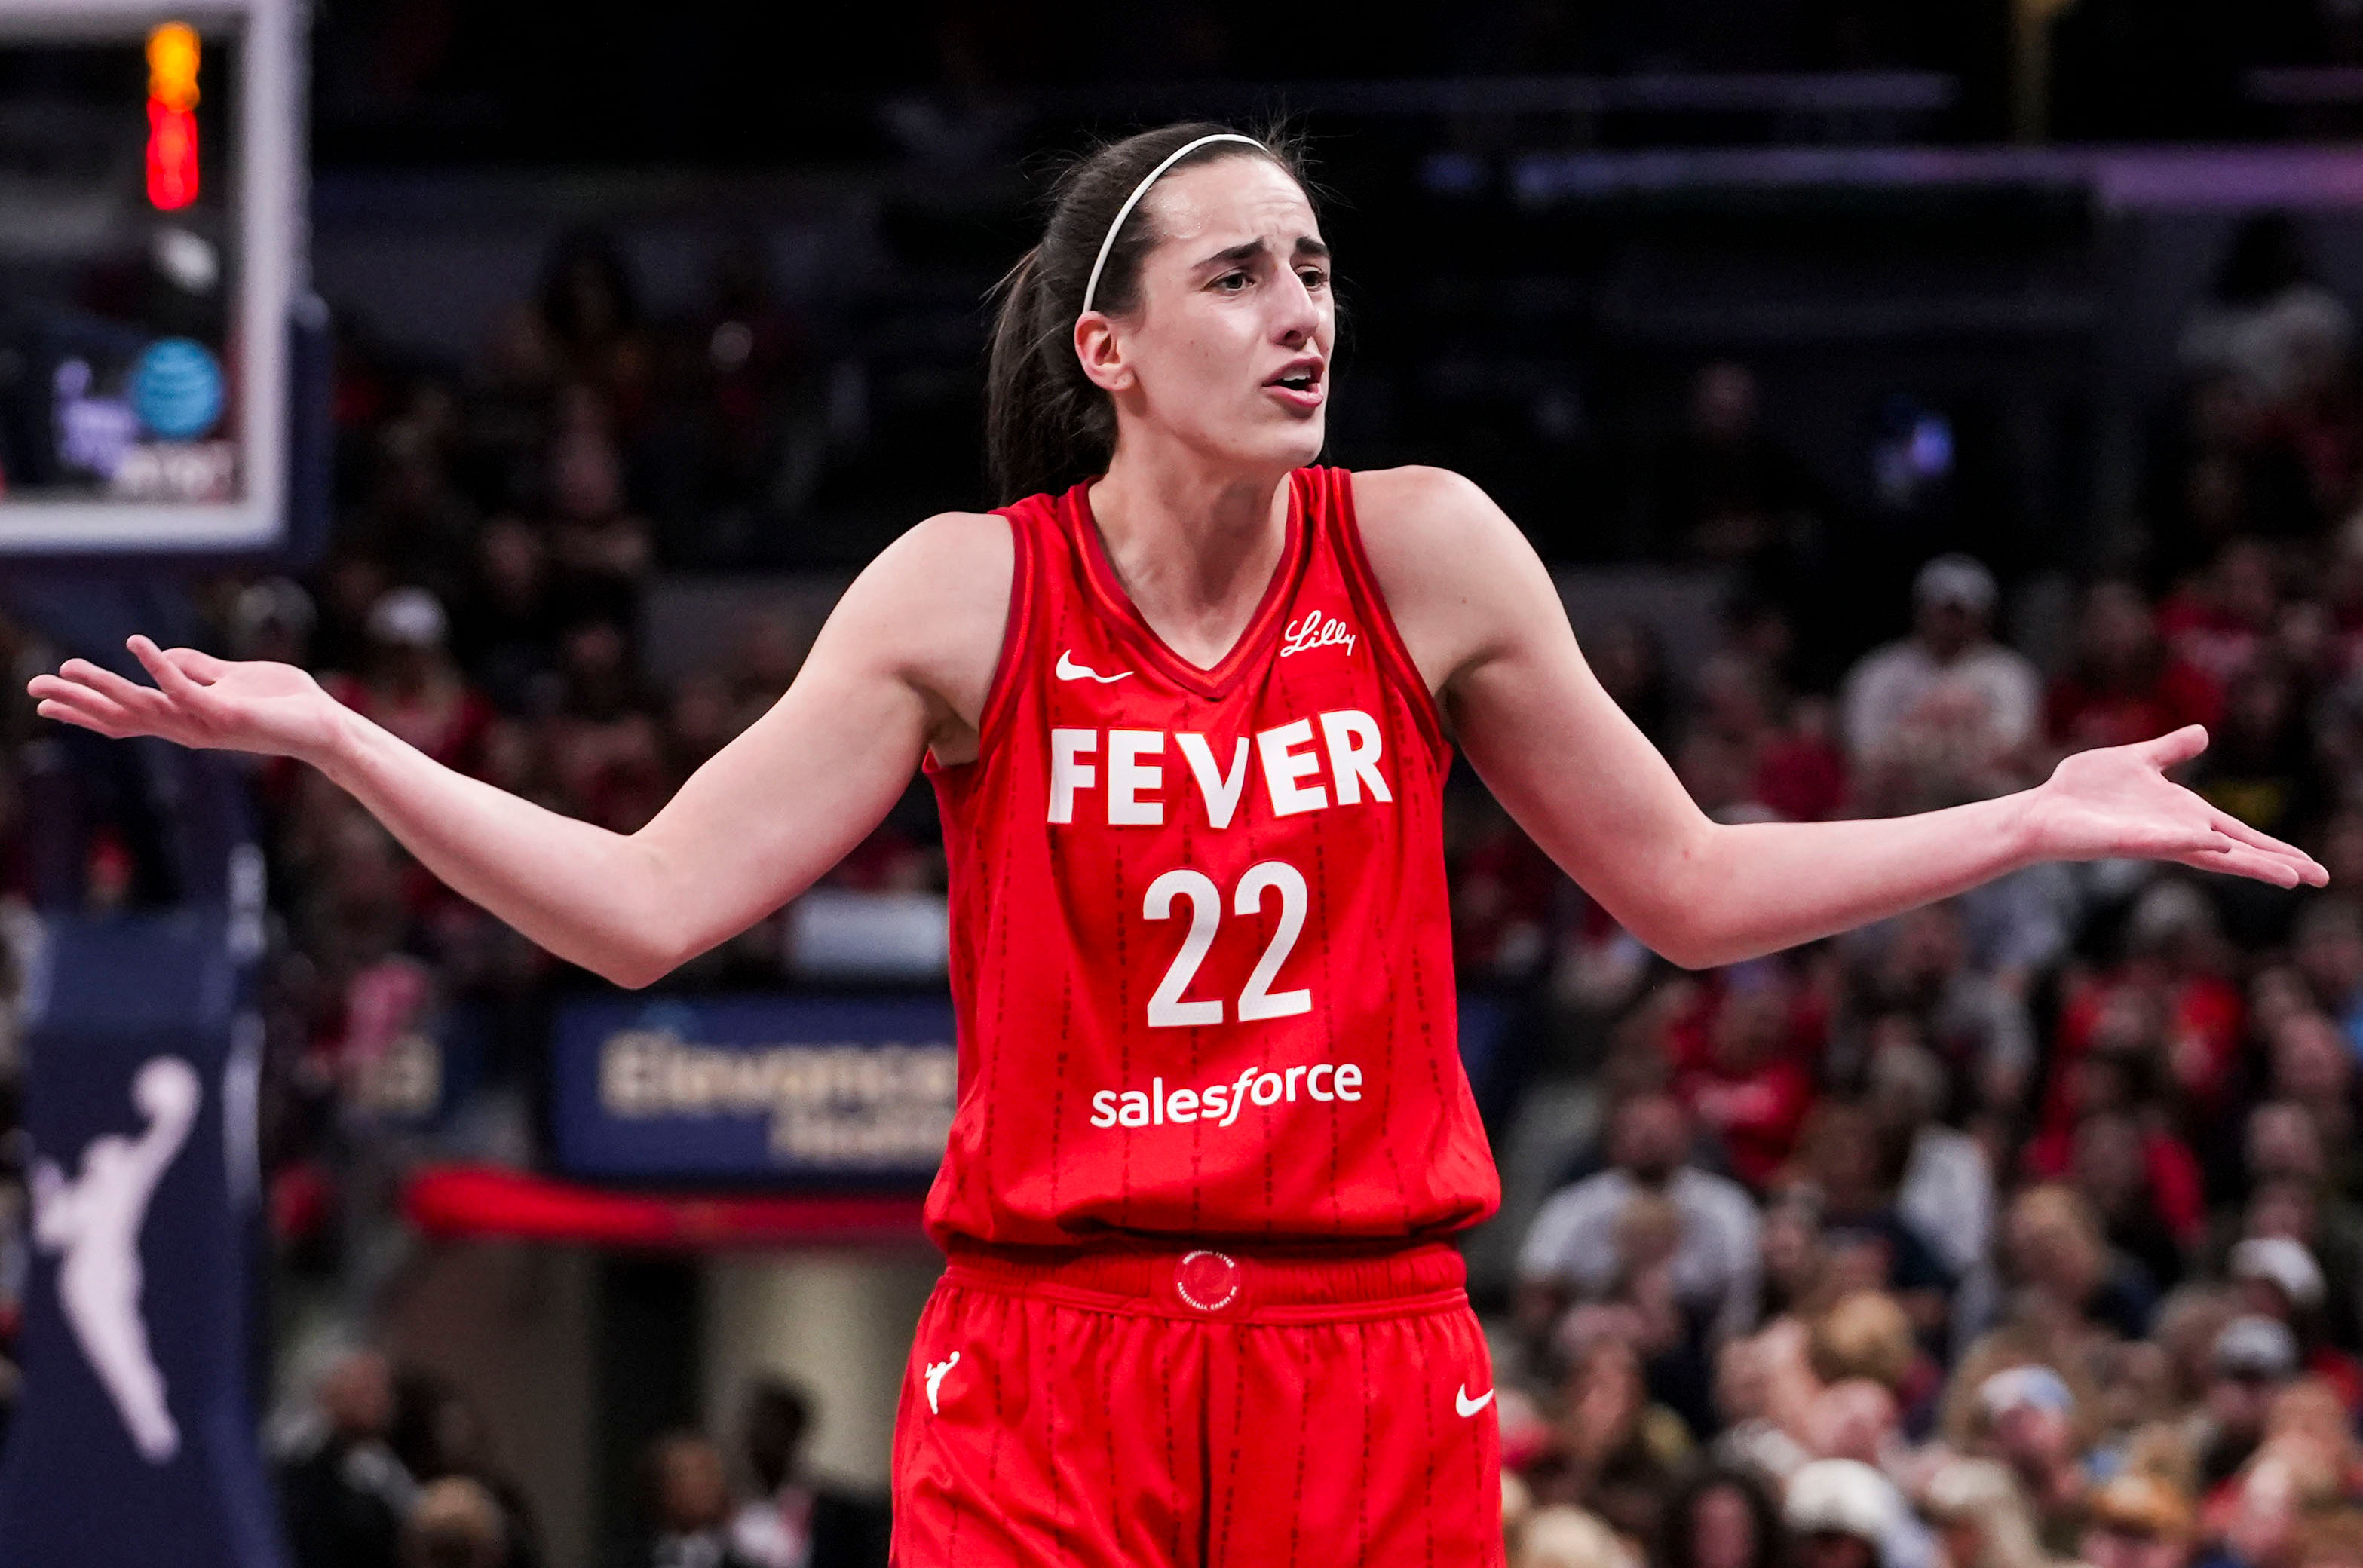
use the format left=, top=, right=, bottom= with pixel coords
left=1270, top=274, right=1321, bottom=346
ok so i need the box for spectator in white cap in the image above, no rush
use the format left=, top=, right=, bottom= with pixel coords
left=2229, top=1236, right=2363, bottom=1407
left=1785, top=1459, right=1902, bottom=1568
left=322, top=587, right=494, bottom=778
left=1976, top=1365, right=2090, bottom=1555
left=2233, top=1237, right=2326, bottom=1320
left=2189, top=1316, right=2299, bottom=1490
left=366, top=585, right=448, bottom=651
left=1839, top=553, right=2042, bottom=786
left=2225, top=1103, right=2363, bottom=1331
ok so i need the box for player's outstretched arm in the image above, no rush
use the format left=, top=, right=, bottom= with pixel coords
left=1353, top=467, right=2325, bottom=971
left=26, top=513, right=1012, bottom=988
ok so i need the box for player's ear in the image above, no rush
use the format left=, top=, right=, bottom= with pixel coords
left=1074, top=312, right=1131, bottom=395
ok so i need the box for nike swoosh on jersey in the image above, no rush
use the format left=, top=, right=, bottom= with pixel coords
left=1056, top=651, right=1132, bottom=683
left=1456, top=1384, right=1494, bottom=1418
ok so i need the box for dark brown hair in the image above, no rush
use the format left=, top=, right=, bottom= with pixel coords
left=985, top=121, right=1317, bottom=505
left=1657, top=1466, right=1788, bottom=1568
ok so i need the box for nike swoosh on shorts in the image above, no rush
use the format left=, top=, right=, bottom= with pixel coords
left=1456, top=1384, right=1494, bottom=1418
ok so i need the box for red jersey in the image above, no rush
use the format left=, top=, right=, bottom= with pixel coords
left=923, top=468, right=1499, bottom=1250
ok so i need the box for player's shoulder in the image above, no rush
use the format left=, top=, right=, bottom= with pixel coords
left=1347, top=465, right=1526, bottom=559
left=1343, top=464, right=1543, bottom=599
left=875, top=508, right=1016, bottom=581
left=826, top=510, right=1014, bottom=687
left=843, top=510, right=1014, bottom=617
left=1335, top=467, right=1560, bottom=691
left=1345, top=464, right=1497, bottom=529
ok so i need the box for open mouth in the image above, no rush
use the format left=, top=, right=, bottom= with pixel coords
left=1267, top=361, right=1325, bottom=400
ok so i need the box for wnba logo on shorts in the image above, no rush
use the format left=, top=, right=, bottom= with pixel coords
left=1087, top=1061, right=1364, bottom=1129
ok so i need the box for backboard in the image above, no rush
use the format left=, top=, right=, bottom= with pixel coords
left=0, top=0, right=303, bottom=556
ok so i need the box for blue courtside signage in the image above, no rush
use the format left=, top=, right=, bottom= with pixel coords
left=551, top=994, right=1509, bottom=1185
left=550, top=995, right=960, bottom=1184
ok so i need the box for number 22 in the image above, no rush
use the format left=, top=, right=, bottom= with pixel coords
left=1142, top=862, right=1313, bottom=1027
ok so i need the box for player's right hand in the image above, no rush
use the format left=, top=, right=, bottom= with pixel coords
left=26, top=635, right=349, bottom=765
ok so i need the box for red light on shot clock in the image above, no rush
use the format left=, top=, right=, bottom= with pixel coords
left=145, top=23, right=200, bottom=210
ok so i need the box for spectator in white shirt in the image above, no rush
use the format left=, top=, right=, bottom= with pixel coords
left=1841, top=556, right=2042, bottom=790
left=1519, top=1091, right=1764, bottom=1355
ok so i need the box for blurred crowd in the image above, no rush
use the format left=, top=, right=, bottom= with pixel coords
left=271, top=1346, right=885, bottom=1568
left=1483, top=221, right=2363, bottom=1568
left=4, top=198, right=2363, bottom=1568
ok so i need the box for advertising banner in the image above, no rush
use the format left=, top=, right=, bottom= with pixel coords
left=551, top=991, right=1516, bottom=1187
left=550, top=994, right=959, bottom=1184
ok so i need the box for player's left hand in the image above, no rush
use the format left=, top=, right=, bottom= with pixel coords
left=2021, top=724, right=2326, bottom=888
left=27, top=636, right=349, bottom=764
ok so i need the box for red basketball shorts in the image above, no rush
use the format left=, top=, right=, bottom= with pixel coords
left=888, top=1240, right=1505, bottom=1567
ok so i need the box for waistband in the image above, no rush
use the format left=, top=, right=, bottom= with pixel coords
left=939, top=1238, right=1468, bottom=1325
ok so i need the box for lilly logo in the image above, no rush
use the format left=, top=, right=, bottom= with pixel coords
left=1280, top=611, right=1356, bottom=659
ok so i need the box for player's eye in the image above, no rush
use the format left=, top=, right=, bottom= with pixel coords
left=1212, top=271, right=1252, bottom=293
left=1298, top=267, right=1328, bottom=292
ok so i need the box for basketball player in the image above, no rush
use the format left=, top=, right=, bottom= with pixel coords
left=30, top=124, right=2323, bottom=1563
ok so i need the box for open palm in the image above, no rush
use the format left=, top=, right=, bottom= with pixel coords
left=27, top=636, right=348, bottom=764
left=2027, top=724, right=2324, bottom=888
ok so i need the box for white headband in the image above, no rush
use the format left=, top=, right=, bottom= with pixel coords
left=1079, top=132, right=1269, bottom=318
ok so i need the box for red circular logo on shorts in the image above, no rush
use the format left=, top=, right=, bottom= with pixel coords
left=1175, top=1250, right=1242, bottom=1312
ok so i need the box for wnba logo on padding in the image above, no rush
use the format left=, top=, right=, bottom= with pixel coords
left=29, top=1056, right=201, bottom=1464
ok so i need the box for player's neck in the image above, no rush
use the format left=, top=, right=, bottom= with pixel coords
left=1087, top=450, right=1291, bottom=663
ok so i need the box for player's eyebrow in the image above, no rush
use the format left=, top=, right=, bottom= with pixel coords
left=1195, top=235, right=1330, bottom=270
